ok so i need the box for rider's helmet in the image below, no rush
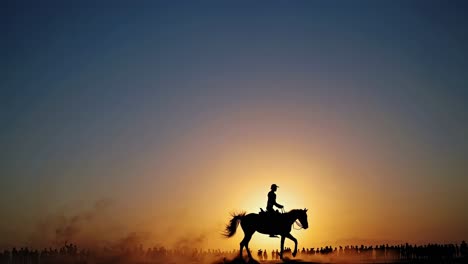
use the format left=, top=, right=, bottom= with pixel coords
left=271, top=184, right=279, bottom=190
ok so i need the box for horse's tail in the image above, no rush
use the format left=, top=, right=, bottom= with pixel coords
left=223, top=212, right=246, bottom=238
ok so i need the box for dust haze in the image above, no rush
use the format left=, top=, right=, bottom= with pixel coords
left=1, top=200, right=465, bottom=264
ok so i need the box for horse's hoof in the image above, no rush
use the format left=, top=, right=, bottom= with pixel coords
left=292, top=252, right=297, bottom=257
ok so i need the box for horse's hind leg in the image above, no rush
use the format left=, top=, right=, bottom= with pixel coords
left=240, top=231, right=254, bottom=260
left=280, top=235, right=285, bottom=259
left=239, top=240, right=243, bottom=259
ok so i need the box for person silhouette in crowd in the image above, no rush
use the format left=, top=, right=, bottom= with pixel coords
left=461, top=240, right=467, bottom=257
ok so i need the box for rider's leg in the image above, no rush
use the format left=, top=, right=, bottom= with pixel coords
left=267, top=210, right=278, bottom=237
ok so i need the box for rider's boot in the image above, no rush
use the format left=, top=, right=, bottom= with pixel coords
left=269, top=234, right=278, bottom=238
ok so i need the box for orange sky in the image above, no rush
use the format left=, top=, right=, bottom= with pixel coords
left=4, top=103, right=465, bottom=250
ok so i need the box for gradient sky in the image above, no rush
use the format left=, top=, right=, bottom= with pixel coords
left=1, top=1, right=468, bottom=250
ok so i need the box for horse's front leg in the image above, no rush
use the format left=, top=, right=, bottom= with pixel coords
left=280, top=235, right=285, bottom=259
left=285, top=233, right=298, bottom=257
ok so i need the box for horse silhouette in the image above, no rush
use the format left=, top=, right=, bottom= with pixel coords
left=224, top=209, right=308, bottom=260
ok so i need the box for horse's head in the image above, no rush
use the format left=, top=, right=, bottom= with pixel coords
left=296, top=208, right=309, bottom=229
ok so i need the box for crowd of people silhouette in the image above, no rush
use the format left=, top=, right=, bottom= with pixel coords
left=293, top=241, right=468, bottom=261
left=0, top=241, right=466, bottom=264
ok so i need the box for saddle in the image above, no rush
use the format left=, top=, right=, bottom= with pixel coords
left=259, top=208, right=281, bottom=217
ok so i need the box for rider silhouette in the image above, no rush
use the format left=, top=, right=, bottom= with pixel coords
left=267, top=184, right=284, bottom=237
left=267, top=184, right=284, bottom=212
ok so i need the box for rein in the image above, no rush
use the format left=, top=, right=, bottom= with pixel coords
left=293, top=220, right=303, bottom=230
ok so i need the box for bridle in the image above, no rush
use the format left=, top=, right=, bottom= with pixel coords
left=282, top=207, right=304, bottom=230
